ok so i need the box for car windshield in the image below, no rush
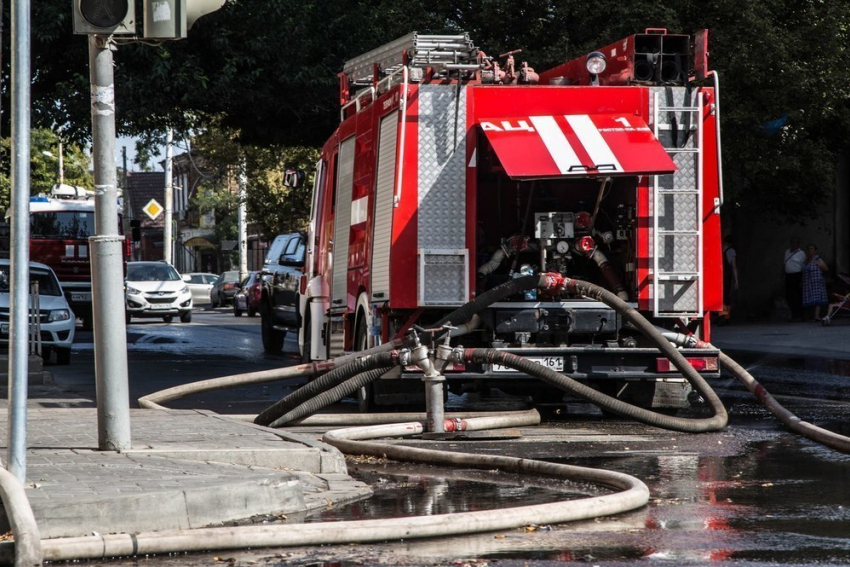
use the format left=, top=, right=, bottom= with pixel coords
left=127, top=264, right=181, bottom=282
left=0, top=267, right=62, bottom=296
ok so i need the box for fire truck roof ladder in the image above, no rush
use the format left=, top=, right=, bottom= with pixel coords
left=651, top=87, right=704, bottom=319
left=343, top=32, right=480, bottom=86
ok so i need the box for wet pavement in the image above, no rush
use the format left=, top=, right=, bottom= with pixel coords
left=37, top=314, right=850, bottom=566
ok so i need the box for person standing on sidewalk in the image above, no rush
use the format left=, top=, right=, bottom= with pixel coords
left=783, top=237, right=806, bottom=321
left=802, top=243, right=829, bottom=321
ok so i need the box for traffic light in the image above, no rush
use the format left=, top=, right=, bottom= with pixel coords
left=130, top=219, right=141, bottom=242
left=143, top=0, right=225, bottom=40
left=73, top=0, right=136, bottom=35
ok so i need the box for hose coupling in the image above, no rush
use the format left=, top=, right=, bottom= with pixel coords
left=410, top=343, right=438, bottom=377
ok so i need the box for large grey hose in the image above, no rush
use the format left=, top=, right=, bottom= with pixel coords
left=8, top=412, right=649, bottom=563
left=465, top=348, right=725, bottom=432
left=262, top=275, right=727, bottom=433
left=255, top=351, right=400, bottom=426
left=0, top=467, right=42, bottom=566
left=268, top=367, right=394, bottom=428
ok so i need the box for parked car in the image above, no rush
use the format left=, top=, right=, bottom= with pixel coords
left=125, top=261, right=193, bottom=324
left=233, top=271, right=262, bottom=317
left=259, top=232, right=307, bottom=353
left=0, top=259, right=75, bottom=364
left=210, top=270, right=241, bottom=308
left=182, top=272, right=218, bottom=305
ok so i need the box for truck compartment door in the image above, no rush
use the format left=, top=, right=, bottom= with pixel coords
left=371, top=113, right=399, bottom=302
left=477, top=113, right=676, bottom=179
left=331, top=136, right=356, bottom=309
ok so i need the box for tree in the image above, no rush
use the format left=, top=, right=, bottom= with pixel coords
left=0, top=128, right=93, bottom=211
left=12, top=0, right=850, bottom=219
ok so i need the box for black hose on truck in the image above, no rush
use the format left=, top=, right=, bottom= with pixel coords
left=260, top=275, right=728, bottom=433
left=255, top=351, right=401, bottom=426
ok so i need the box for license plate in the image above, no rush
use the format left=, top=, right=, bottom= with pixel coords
left=492, top=356, right=565, bottom=373
left=71, top=292, right=91, bottom=302
left=150, top=304, right=171, bottom=310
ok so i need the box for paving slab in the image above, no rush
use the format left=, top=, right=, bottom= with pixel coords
left=0, top=408, right=371, bottom=538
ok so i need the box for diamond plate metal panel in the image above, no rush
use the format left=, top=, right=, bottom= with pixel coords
left=419, top=251, right=467, bottom=306
left=657, top=233, right=698, bottom=272
left=656, top=193, right=698, bottom=232
left=657, top=281, right=699, bottom=312
left=418, top=85, right=467, bottom=250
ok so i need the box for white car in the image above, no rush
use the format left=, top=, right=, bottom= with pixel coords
left=0, top=259, right=75, bottom=365
left=182, top=272, right=218, bottom=305
left=125, top=261, right=193, bottom=324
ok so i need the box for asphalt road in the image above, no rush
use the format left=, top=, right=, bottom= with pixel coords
left=42, top=311, right=850, bottom=566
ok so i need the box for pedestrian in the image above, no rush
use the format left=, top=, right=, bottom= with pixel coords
left=801, top=243, right=829, bottom=321
left=783, top=237, right=806, bottom=321
left=718, top=235, right=738, bottom=325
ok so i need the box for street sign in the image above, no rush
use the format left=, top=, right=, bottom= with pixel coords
left=143, top=199, right=163, bottom=220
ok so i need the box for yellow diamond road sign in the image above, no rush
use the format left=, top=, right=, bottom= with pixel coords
left=143, top=199, right=163, bottom=220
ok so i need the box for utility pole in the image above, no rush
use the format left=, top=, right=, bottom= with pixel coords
left=88, top=35, right=130, bottom=451
left=7, top=0, right=31, bottom=482
left=238, top=154, right=247, bottom=280
left=164, top=127, right=173, bottom=264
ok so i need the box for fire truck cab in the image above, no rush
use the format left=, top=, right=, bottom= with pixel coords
left=297, top=30, right=724, bottom=410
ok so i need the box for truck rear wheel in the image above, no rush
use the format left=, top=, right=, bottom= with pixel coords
left=354, top=318, right=373, bottom=413
left=261, top=304, right=284, bottom=353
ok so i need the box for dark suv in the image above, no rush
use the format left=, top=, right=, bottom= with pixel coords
left=259, top=232, right=306, bottom=352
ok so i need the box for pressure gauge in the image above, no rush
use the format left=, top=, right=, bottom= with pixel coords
left=556, top=240, right=570, bottom=254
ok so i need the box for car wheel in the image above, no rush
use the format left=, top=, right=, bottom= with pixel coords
left=125, top=312, right=131, bottom=325
left=261, top=304, right=284, bottom=353
left=248, top=308, right=256, bottom=317
left=234, top=306, right=243, bottom=317
left=82, top=314, right=94, bottom=331
left=163, top=315, right=174, bottom=323
left=180, top=311, right=192, bottom=323
left=55, top=348, right=71, bottom=365
left=41, top=346, right=53, bottom=365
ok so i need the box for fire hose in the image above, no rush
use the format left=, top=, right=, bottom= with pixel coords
left=7, top=274, right=850, bottom=564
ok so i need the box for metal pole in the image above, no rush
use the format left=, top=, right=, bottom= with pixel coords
left=6, top=0, right=31, bottom=482
left=237, top=154, right=247, bottom=279
left=88, top=35, right=131, bottom=451
left=164, top=127, right=173, bottom=264
left=58, top=141, right=64, bottom=185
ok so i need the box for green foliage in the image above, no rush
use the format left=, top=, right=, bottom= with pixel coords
left=0, top=128, right=93, bottom=211
left=14, top=0, right=850, bottom=221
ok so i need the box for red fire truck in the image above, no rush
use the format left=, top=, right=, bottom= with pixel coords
left=27, top=184, right=124, bottom=329
left=296, top=29, right=724, bottom=410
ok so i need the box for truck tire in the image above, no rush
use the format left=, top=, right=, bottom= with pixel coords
left=180, top=311, right=192, bottom=323
left=354, top=316, right=373, bottom=413
left=261, top=304, right=284, bottom=353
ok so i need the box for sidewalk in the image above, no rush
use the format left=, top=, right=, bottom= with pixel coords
left=711, top=317, right=850, bottom=360
left=0, top=387, right=371, bottom=539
